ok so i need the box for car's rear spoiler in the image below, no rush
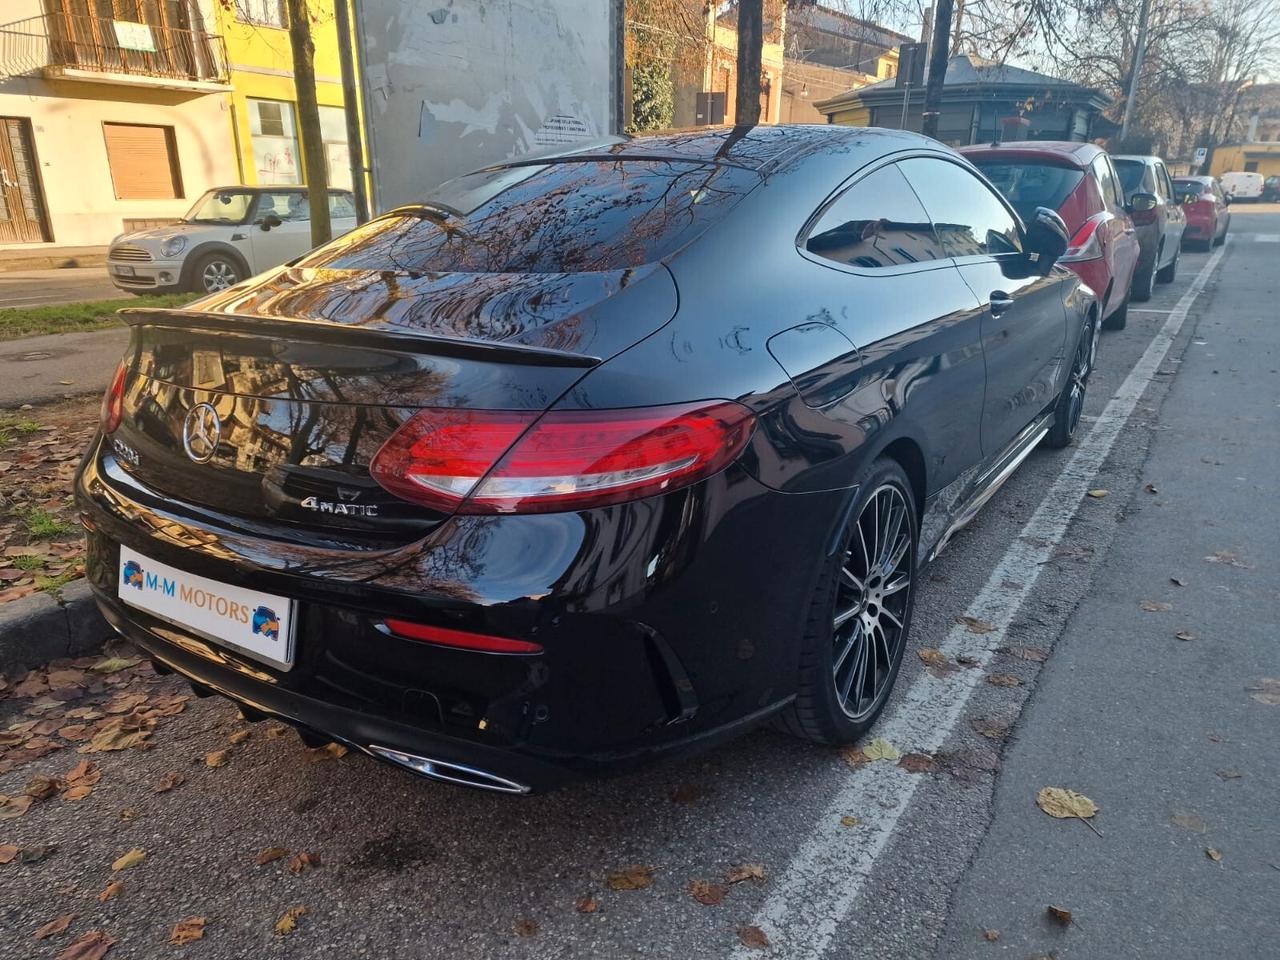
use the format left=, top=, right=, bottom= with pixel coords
left=118, top=308, right=602, bottom=369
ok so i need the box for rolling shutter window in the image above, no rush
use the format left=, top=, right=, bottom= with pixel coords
left=103, top=123, right=182, bottom=200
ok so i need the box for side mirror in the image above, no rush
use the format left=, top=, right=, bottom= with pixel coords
left=1127, top=192, right=1158, bottom=213
left=258, top=213, right=282, bottom=231
left=1024, top=206, right=1069, bottom=275
left=1223, top=194, right=1232, bottom=206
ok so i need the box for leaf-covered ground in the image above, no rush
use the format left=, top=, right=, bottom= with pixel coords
left=0, top=398, right=98, bottom=604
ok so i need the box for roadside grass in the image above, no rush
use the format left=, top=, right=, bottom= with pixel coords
left=0, top=291, right=198, bottom=341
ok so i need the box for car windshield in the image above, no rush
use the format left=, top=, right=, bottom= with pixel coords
left=1113, top=159, right=1146, bottom=195
left=970, top=160, right=1085, bottom=224
left=184, top=189, right=255, bottom=225
left=297, top=160, right=761, bottom=274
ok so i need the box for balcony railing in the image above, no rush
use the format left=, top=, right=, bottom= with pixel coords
left=0, top=12, right=228, bottom=86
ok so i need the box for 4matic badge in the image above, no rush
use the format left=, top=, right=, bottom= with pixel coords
left=299, top=496, right=378, bottom=517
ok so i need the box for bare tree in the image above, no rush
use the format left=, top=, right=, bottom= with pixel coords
left=287, top=0, right=332, bottom=247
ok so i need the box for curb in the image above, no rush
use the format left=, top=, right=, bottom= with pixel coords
left=0, top=250, right=109, bottom=273
left=0, top=578, right=113, bottom=675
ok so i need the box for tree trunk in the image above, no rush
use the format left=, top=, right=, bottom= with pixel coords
left=734, top=0, right=764, bottom=126
left=921, top=0, right=954, bottom=140
left=287, top=0, right=332, bottom=248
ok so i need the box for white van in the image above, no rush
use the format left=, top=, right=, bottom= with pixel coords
left=1219, top=171, right=1265, bottom=201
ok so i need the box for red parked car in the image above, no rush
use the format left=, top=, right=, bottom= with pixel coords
left=961, top=142, right=1142, bottom=330
left=1173, top=176, right=1231, bottom=250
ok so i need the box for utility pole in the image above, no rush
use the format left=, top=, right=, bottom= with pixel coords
left=1119, top=0, right=1152, bottom=142
left=921, top=0, right=954, bottom=140
left=287, top=0, right=332, bottom=248
left=333, top=0, right=370, bottom=222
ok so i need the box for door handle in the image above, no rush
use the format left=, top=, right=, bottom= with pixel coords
left=989, top=292, right=1015, bottom=317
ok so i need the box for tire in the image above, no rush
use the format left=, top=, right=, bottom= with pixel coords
left=1131, top=257, right=1156, bottom=301
left=1046, top=313, right=1097, bottom=448
left=1156, top=245, right=1178, bottom=283
left=778, top=458, right=917, bottom=745
left=1102, top=294, right=1128, bottom=331
left=189, top=252, right=244, bottom=293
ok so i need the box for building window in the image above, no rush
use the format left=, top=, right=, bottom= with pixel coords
left=248, top=99, right=300, bottom=184
left=319, top=105, right=352, bottom=190
left=236, top=0, right=286, bottom=28
left=102, top=123, right=183, bottom=200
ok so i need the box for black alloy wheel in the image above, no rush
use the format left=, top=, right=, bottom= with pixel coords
left=1047, top=314, right=1098, bottom=448
left=780, top=458, right=917, bottom=743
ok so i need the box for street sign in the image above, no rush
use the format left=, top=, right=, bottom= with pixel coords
left=896, top=43, right=928, bottom=88
left=1193, top=147, right=1208, bottom=165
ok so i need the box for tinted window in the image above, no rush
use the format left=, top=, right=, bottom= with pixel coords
left=298, top=160, right=760, bottom=274
left=899, top=157, right=1022, bottom=258
left=805, top=164, right=944, bottom=269
left=1113, top=159, right=1147, bottom=196
left=969, top=160, right=1085, bottom=224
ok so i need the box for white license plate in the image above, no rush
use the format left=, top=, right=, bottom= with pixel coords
left=111, top=265, right=136, bottom=277
left=117, top=545, right=295, bottom=669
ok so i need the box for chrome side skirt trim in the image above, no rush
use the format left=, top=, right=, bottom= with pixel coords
left=928, top=414, right=1053, bottom=561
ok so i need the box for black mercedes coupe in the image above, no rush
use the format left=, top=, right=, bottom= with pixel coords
left=76, top=125, right=1094, bottom=793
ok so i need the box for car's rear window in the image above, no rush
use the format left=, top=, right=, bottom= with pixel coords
left=297, top=160, right=761, bottom=274
left=970, top=161, right=1085, bottom=223
left=1113, top=159, right=1147, bottom=195
left=1174, top=180, right=1204, bottom=196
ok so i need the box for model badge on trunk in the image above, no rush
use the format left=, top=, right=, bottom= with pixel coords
left=299, top=496, right=378, bottom=517
left=182, top=403, right=222, bottom=463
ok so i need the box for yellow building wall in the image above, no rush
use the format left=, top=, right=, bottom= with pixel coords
left=706, top=20, right=787, bottom=123
left=210, top=1, right=348, bottom=187
left=1209, top=144, right=1280, bottom=178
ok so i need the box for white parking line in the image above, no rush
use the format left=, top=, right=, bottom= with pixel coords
left=729, top=245, right=1228, bottom=960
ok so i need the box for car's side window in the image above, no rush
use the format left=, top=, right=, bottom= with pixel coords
left=1092, top=157, right=1123, bottom=213
left=328, top=193, right=356, bottom=219
left=804, top=163, right=945, bottom=269
left=257, top=192, right=310, bottom=222
left=898, top=156, right=1023, bottom=259
left=1156, top=164, right=1175, bottom=201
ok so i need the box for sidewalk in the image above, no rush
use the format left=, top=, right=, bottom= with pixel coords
left=0, top=266, right=124, bottom=309
left=936, top=237, right=1280, bottom=956
left=0, top=244, right=108, bottom=273
left=0, top=326, right=128, bottom=407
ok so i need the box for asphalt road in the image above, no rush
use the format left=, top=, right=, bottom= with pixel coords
left=1, top=207, right=1276, bottom=960
left=0, top=328, right=130, bottom=408
left=0, top=268, right=124, bottom=311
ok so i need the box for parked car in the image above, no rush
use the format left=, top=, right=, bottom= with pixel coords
left=961, top=141, right=1140, bottom=330
left=1262, top=175, right=1280, bottom=202
left=78, top=126, right=1096, bottom=794
left=1112, top=155, right=1185, bottom=299
left=106, top=186, right=358, bottom=295
left=1172, top=176, right=1231, bottom=249
left=1218, top=171, right=1265, bottom=201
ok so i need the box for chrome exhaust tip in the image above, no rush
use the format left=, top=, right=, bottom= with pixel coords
left=367, top=745, right=531, bottom=795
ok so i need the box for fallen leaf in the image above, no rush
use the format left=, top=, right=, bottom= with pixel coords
left=102, top=693, right=148, bottom=715
left=955, top=655, right=981, bottom=668
left=46, top=669, right=86, bottom=688
left=689, top=879, right=728, bottom=905
left=306, top=742, right=348, bottom=762
left=1246, top=678, right=1280, bottom=706
left=34, top=913, right=75, bottom=939
left=575, top=895, right=599, bottom=914
left=957, top=615, right=996, bottom=634
left=274, top=906, right=308, bottom=936
left=255, top=846, right=290, bottom=866
left=25, top=773, right=63, bottom=800
left=55, top=929, right=115, bottom=960
left=0, top=795, right=34, bottom=819
left=1206, top=847, right=1223, bottom=862
left=726, top=862, right=767, bottom=884
left=1046, top=905, right=1073, bottom=926
left=606, top=864, right=655, bottom=890
left=862, top=737, right=900, bottom=761
left=840, top=815, right=860, bottom=827
left=0, top=843, right=18, bottom=864
left=737, top=925, right=770, bottom=949
left=91, top=657, right=142, bottom=674
left=1087, top=488, right=1108, bottom=498
left=97, top=882, right=122, bottom=902
left=169, top=918, right=206, bottom=946
left=1140, top=600, right=1172, bottom=612
left=1215, top=769, right=1243, bottom=780
left=263, top=723, right=289, bottom=739
left=987, top=674, right=1022, bottom=687
left=1175, top=630, right=1197, bottom=642
left=917, top=648, right=949, bottom=667
left=1036, top=787, right=1100, bottom=835
left=62, top=785, right=93, bottom=802
left=898, top=752, right=938, bottom=773
left=228, top=729, right=251, bottom=745
left=1143, top=483, right=1159, bottom=494
left=1170, top=812, right=1206, bottom=833
left=153, top=771, right=185, bottom=793
left=983, top=929, right=1000, bottom=942
left=514, top=917, right=539, bottom=937
left=1005, top=645, right=1049, bottom=662
left=1170, top=576, right=1187, bottom=587
left=118, top=807, right=138, bottom=821
left=971, top=718, right=1010, bottom=740
left=78, top=713, right=154, bottom=753
left=58, top=724, right=89, bottom=741
left=1207, top=732, right=1225, bottom=743
left=205, top=750, right=230, bottom=768
left=289, top=851, right=320, bottom=874
left=20, top=844, right=57, bottom=864
left=671, top=783, right=704, bottom=804
left=840, top=746, right=870, bottom=766
left=110, top=848, right=146, bottom=871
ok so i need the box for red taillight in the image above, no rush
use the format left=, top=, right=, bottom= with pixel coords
left=100, top=362, right=127, bottom=434
left=379, top=619, right=543, bottom=655
left=370, top=401, right=756, bottom=514
left=1059, top=217, right=1104, bottom=263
